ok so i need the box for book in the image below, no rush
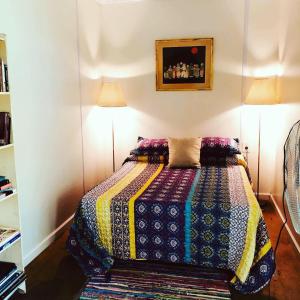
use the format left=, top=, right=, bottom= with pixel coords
left=0, top=272, right=20, bottom=296
left=0, top=262, right=17, bottom=287
left=0, top=189, right=14, bottom=197
left=3, top=65, right=8, bottom=93
left=0, top=228, right=20, bottom=252
left=0, top=271, right=26, bottom=299
left=0, top=183, right=12, bottom=199
left=0, top=180, right=9, bottom=188
left=0, top=60, right=5, bottom=93
left=0, top=59, right=3, bottom=92
left=0, top=184, right=12, bottom=191
left=0, top=112, right=11, bottom=146
left=0, top=270, right=18, bottom=294
left=0, top=233, right=20, bottom=252
left=0, top=262, right=16, bottom=281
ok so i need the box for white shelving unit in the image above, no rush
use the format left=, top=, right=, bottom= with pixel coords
left=0, top=144, right=14, bottom=150
left=0, top=34, right=26, bottom=296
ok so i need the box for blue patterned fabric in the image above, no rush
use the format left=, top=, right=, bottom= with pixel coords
left=67, top=161, right=275, bottom=295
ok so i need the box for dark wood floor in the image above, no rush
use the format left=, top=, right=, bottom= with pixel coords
left=12, top=201, right=300, bottom=300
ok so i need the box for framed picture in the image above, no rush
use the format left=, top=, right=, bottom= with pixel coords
left=155, top=38, right=213, bottom=91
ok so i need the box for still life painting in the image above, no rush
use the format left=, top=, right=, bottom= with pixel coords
left=156, top=38, right=213, bottom=91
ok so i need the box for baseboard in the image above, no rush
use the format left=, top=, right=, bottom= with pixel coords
left=270, top=194, right=300, bottom=254
left=258, top=192, right=271, bottom=201
left=23, top=214, right=74, bottom=266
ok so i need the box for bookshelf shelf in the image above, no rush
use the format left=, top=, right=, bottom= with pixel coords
left=0, top=34, right=25, bottom=297
left=0, top=144, right=13, bottom=151
left=0, top=192, right=17, bottom=204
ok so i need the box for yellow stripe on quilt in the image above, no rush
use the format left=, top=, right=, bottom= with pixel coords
left=253, top=240, right=272, bottom=265
left=137, top=156, right=149, bottom=162
left=235, top=165, right=261, bottom=283
left=137, top=155, right=165, bottom=163
left=96, top=163, right=147, bottom=254
left=236, top=154, right=248, bottom=169
left=129, top=163, right=164, bottom=259
left=230, top=240, right=272, bottom=284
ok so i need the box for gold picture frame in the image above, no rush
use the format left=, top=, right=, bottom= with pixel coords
left=155, top=38, right=213, bottom=91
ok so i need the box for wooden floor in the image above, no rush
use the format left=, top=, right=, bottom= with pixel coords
left=11, top=201, right=300, bottom=300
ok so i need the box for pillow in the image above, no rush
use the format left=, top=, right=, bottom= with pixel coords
left=200, top=153, right=244, bottom=167
left=168, top=137, right=201, bottom=168
left=201, top=137, right=240, bottom=156
left=130, top=137, right=168, bottom=156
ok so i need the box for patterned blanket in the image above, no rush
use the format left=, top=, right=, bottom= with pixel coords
left=68, top=161, right=275, bottom=294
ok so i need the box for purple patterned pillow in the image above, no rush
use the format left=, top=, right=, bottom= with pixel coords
left=130, top=136, right=240, bottom=158
left=130, top=137, right=169, bottom=156
left=201, top=137, right=240, bottom=156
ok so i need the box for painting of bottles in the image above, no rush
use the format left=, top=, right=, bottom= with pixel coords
left=156, top=38, right=213, bottom=91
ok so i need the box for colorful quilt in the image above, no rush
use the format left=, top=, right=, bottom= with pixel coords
left=68, top=160, right=275, bottom=294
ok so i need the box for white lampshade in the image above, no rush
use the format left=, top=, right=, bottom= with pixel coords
left=245, top=77, right=280, bottom=105
left=98, top=82, right=127, bottom=107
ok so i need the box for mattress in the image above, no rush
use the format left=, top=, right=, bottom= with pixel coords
left=67, top=159, right=275, bottom=294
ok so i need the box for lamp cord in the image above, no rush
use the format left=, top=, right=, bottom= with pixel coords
left=112, top=114, right=115, bottom=173
left=257, top=110, right=261, bottom=201
left=75, top=0, right=86, bottom=195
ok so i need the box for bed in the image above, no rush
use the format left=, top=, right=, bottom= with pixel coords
left=67, top=137, right=275, bottom=295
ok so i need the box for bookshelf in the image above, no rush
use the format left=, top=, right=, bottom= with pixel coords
left=0, top=144, right=14, bottom=151
left=0, top=34, right=26, bottom=297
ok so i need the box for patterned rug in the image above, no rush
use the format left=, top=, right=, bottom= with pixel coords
left=79, top=260, right=232, bottom=299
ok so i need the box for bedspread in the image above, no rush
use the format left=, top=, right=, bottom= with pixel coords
left=67, top=161, right=275, bottom=294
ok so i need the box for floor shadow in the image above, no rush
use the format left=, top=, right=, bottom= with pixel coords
left=12, top=232, right=85, bottom=300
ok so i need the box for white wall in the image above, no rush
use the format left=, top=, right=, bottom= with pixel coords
left=99, top=0, right=245, bottom=168
left=241, top=0, right=281, bottom=194
left=271, top=0, right=300, bottom=245
left=96, top=0, right=283, bottom=196
left=0, top=0, right=84, bottom=264
left=241, top=0, right=300, bottom=210
left=96, top=0, right=285, bottom=197
left=77, top=0, right=113, bottom=192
